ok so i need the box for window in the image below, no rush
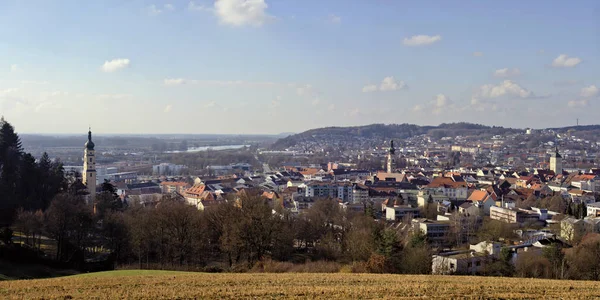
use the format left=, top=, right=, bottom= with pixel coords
left=450, top=263, right=455, bottom=270
left=476, top=261, right=481, bottom=267
left=89, top=158, right=92, bottom=162
left=467, top=262, right=472, bottom=268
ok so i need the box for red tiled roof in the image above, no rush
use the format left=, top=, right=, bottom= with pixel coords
left=468, top=190, right=490, bottom=202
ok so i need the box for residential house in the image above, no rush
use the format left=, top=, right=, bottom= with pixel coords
left=587, top=202, right=600, bottom=217
left=426, top=177, right=468, bottom=200
left=432, top=251, right=487, bottom=275
left=568, top=189, right=596, bottom=204
left=571, top=174, right=600, bottom=192
left=459, top=202, right=480, bottom=216
left=559, top=217, right=600, bottom=242
left=467, top=190, right=495, bottom=215
left=160, top=181, right=190, bottom=194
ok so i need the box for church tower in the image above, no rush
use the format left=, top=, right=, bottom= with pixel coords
left=82, top=128, right=96, bottom=204
left=387, top=140, right=396, bottom=173
left=550, top=147, right=562, bottom=175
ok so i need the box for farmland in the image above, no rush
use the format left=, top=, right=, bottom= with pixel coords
left=1, top=271, right=599, bottom=299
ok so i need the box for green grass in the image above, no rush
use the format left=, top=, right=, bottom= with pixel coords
left=72, top=270, right=195, bottom=277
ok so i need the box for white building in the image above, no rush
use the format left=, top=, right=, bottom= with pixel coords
left=153, top=163, right=186, bottom=176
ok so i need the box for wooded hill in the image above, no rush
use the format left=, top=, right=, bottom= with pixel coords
left=271, top=123, right=522, bottom=150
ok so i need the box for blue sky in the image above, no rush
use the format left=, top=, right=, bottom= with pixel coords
left=0, top=0, right=598, bottom=134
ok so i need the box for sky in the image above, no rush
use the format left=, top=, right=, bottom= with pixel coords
left=0, top=0, right=599, bottom=135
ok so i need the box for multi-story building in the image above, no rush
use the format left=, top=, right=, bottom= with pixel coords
left=153, top=163, right=187, bottom=176
left=352, top=183, right=369, bottom=204
left=385, top=205, right=421, bottom=221
left=414, top=219, right=451, bottom=245
left=489, top=206, right=546, bottom=224
left=305, top=181, right=353, bottom=202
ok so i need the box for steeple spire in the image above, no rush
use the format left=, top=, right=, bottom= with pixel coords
left=85, top=127, right=95, bottom=150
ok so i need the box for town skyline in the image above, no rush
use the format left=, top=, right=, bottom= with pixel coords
left=1, top=0, right=599, bottom=134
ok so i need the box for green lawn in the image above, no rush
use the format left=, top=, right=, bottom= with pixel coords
left=72, top=270, right=195, bottom=277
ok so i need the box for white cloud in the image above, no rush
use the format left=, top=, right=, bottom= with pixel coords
left=413, top=94, right=453, bottom=115
left=10, top=64, right=21, bottom=72
left=164, top=78, right=186, bottom=86
left=476, top=80, right=533, bottom=100
left=362, top=77, right=406, bottom=92
left=362, top=84, right=378, bottom=93
left=552, top=54, right=582, bottom=68
left=580, top=85, right=599, bottom=98
left=164, top=104, right=172, bottom=113
left=147, top=4, right=162, bottom=16
left=328, top=14, right=341, bottom=24
left=214, top=0, right=273, bottom=27
left=402, top=35, right=441, bottom=46
left=163, top=78, right=281, bottom=87
left=433, top=94, right=453, bottom=115
left=328, top=104, right=335, bottom=111
left=101, top=58, right=130, bottom=73
left=188, top=1, right=206, bottom=11
left=165, top=4, right=175, bottom=11
left=380, top=76, right=405, bottom=91
left=568, top=99, right=589, bottom=108
left=204, top=101, right=217, bottom=108
left=493, top=68, right=521, bottom=78
left=473, top=52, right=483, bottom=57
left=347, top=108, right=360, bottom=117
left=435, top=94, right=450, bottom=107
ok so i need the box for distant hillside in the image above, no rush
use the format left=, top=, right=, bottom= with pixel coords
left=271, top=122, right=520, bottom=150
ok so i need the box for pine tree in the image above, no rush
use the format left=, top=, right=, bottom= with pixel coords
left=0, top=118, right=24, bottom=225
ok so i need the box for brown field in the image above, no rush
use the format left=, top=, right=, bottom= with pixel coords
left=0, top=270, right=598, bottom=299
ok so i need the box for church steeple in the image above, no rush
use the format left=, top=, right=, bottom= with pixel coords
left=387, top=140, right=396, bottom=173
left=85, top=127, right=95, bottom=150
left=389, top=140, right=396, bottom=155
left=83, top=127, right=97, bottom=204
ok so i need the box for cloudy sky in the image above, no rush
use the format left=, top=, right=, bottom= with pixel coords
left=1, top=0, right=598, bottom=134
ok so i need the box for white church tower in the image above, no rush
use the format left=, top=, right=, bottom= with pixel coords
left=550, top=147, right=562, bottom=175
left=387, top=140, right=396, bottom=173
left=82, top=128, right=97, bottom=204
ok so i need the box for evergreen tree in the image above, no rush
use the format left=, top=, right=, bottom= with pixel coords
left=0, top=118, right=24, bottom=225
left=95, top=180, right=123, bottom=218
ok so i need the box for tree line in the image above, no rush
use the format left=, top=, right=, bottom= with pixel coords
left=0, top=118, right=66, bottom=226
